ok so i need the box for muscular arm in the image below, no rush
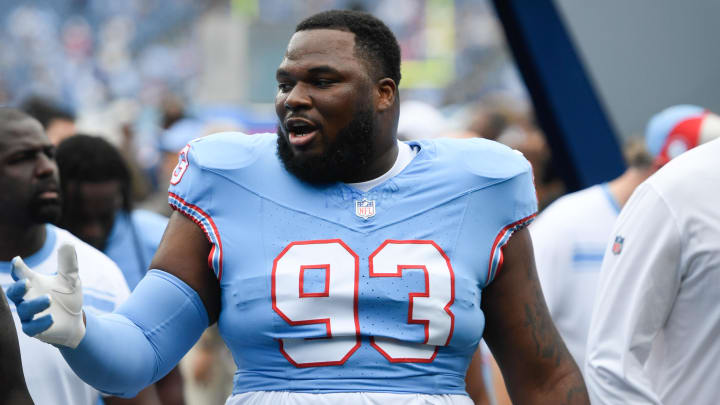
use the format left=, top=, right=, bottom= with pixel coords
left=154, top=367, right=185, bottom=405
left=0, top=287, right=33, bottom=405
left=54, top=212, right=218, bottom=397
left=481, top=228, right=588, bottom=404
left=151, top=211, right=221, bottom=322
left=103, top=213, right=209, bottom=403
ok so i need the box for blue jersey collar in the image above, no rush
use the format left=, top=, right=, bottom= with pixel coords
left=600, top=183, right=621, bottom=214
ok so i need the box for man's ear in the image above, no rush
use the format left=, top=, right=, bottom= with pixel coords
left=375, top=78, right=397, bottom=112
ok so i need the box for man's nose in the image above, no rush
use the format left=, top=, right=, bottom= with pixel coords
left=284, top=83, right=312, bottom=111
left=35, top=153, right=57, bottom=178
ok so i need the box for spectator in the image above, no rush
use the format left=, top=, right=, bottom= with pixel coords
left=0, top=109, right=155, bottom=404
left=56, top=134, right=168, bottom=290
left=140, top=118, right=206, bottom=217
left=20, top=96, right=76, bottom=145
left=533, top=105, right=720, bottom=370
left=54, top=134, right=184, bottom=405
left=585, top=136, right=720, bottom=404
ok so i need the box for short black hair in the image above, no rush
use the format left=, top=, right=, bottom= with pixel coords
left=623, top=138, right=654, bottom=170
left=55, top=134, right=132, bottom=212
left=20, top=96, right=75, bottom=129
left=296, top=9, right=401, bottom=86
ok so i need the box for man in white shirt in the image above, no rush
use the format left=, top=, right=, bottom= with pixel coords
left=585, top=136, right=720, bottom=404
left=532, top=105, right=720, bottom=370
left=0, top=108, right=154, bottom=405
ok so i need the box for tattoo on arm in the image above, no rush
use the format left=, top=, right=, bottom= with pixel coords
left=562, top=385, right=587, bottom=405
left=521, top=290, right=588, bottom=403
left=523, top=288, right=564, bottom=367
left=483, top=228, right=589, bottom=404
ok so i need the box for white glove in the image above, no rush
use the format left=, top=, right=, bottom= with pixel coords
left=11, top=243, right=86, bottom=348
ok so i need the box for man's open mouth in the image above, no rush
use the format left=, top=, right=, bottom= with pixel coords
left=286, top=119, right=319, bottom=147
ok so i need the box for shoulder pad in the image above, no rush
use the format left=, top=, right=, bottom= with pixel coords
left=429, top=137, right=531, bottom=181
left=189, top=132, right=276, bottom=171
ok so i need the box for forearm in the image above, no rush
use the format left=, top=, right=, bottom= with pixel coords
left=1, top=390, right=34, bottom=405
left=155, top=367, right=186, bottom=405
left=60, top=270, right=208, bottom=397
left=497, top=323, right=588, bottom=405
left=0, top=289, right=33, bottom=405
left=483, top=228, right=589, bottom=405
left=0, top=330, right=33, bottom=404
left=523, top=362, right=587, bottom=405
left=60, top=311, right=157, bottom=396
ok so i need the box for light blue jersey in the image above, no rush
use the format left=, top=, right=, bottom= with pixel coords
left=104, top=210, right=168, bottom=290
left=168, top=132, right=536, bottom=396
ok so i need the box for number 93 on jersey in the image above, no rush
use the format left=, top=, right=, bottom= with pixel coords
left=271, top=239, right=455, bottom=367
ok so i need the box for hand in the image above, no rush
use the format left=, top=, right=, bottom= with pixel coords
left=5, top=243, right=86, bottom=348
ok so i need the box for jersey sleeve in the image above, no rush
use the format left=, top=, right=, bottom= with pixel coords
left=167, top=142, right=223, bottom=279
left=168, top=143, right=208, bottom=208
left=443, top=137, right=538, bottom=286
left=484, top=158, right=538, bottom=284
left=585, top=182, right=682, bottom=404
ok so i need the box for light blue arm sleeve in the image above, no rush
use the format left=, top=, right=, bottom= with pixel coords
left=59, top=269, right=209, bottom=397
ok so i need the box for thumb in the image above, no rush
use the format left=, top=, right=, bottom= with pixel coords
left=11, top=256, right=36, bottom=282
left=56, top=244, right=80, bottom=287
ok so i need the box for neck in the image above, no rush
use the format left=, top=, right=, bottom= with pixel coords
left=607, top=167, right=653, bottom=208
left=0, top=222, right=46, bottom=262
left=346, top=105, right=401, bottom=183
left=345, top=137, right=399, bottom=183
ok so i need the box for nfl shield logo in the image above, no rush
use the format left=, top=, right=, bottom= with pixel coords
left=355, top=198, right=376, bottom=220
left=612, top=235, right=624, bottom=255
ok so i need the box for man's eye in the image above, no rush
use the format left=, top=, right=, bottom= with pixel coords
left=315, top=79, right=334, bottom=87
left=44, top=147, right=56, bottom=159
left=7, top=152, right=32, bottom=164
left=278, top=83, right=293, bottom=92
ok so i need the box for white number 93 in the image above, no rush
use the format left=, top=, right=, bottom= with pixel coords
left=272, top=239, right=455, bottom=367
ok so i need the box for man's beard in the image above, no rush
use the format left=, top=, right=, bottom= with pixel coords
left=277, top=108, right=376, bottom=185
left=28, top=197, right=62, bottom=224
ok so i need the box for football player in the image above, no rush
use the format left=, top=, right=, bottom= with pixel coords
left=8, top=10, right=587, bottom=405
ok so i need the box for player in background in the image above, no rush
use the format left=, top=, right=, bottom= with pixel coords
left=0, top=108, right=160, bottom=405
left=54, top=134, right=184, bottom=405
left=531, top=105, right=720, bottom=371
left=56, top=135, right=169, bottom=290
left=1, top=286, right=33, bottom=405
left=8, top=10, right=587, bottom=404
left=585, top=135, right=720, bottom=403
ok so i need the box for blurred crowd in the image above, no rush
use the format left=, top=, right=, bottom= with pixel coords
left=0, top=0, right=547, bottom=217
